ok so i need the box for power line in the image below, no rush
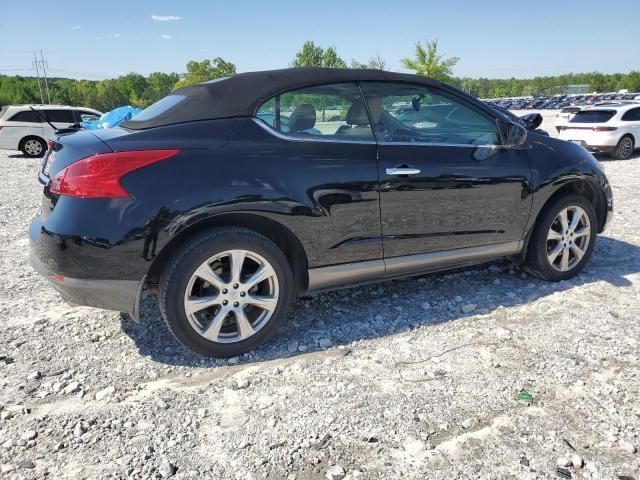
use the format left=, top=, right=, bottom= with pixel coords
left=32, top=52, right=44, bottom=104
left=39, top=50, right=52, bottom=104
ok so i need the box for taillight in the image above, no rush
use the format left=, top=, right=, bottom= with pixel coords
left=592, top=126, right=617, bottom=132
left=50, top=149, right=179, bottom=198
left=47, top=140, right=54, bottom=150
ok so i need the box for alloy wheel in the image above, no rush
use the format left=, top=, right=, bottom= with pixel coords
left=546, top=206, right=591, bottom=272
left=619, top=137, right=633, bottom=159
left=24, top=139, right=43, bottom=156
left=183, top=249, right=279, bottom=343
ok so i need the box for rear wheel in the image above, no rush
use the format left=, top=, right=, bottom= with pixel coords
left=524, top=194, right=597, bottom=281
left=158, top=227, right=294, bottom=357
left=611, top=135, right=634, bottom=160
left=20, top=136, right=46, bottom=158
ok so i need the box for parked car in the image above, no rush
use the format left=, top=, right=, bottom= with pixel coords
left=558, top=103, right=640, bottom=159
left=555, top=106, right=583, bottom=132
left=29, top=68, right=613, bottom=357
left=484, top=103, right=549, bottom=136
left=0, top=105, right=102, bottom=157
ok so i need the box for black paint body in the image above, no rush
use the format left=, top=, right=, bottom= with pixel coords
left=29, top=75, right=613, bottom=316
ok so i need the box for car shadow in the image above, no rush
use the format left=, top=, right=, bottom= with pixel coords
left=5, top=152, right=29, bottom=159
left=120, top=236, right=640, bottom=368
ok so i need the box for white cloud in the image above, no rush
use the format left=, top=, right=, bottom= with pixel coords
left=161, top=34, right=173, bottom=39
left=70, top=25, right=81, bottom=30
left=106, top=33, right=121, bottom=38
left=151, top=15, right=182, bottom=21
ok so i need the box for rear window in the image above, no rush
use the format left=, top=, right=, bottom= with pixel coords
left=561, top=107, right=581, bottom=114
left=570, top=110, right=615, bottom=123
left=8, top=110, right=43, bottom=123
left=130, top=95, right=186, bottom=122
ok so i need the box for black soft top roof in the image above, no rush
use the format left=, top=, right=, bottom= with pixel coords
left=122, top=67, right=441, bottom=130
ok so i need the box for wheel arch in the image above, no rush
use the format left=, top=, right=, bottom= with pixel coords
left=19, top=134, right=46, bottom=150
left=519, top=178, right=607, bottom=261
left=146, top=212, right=309, bottom=293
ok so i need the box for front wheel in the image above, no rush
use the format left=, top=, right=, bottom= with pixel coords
left=524, top=194, right=597, bottom=281
left=159, top=228, right=294, bottom=357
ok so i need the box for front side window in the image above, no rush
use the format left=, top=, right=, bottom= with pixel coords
left=360, top=83, right=499, bottom=145
left=256, top=83, right=374, bottom=141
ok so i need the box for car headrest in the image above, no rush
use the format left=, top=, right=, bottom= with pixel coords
left=346, top=101, right=370, bottom=126
left=366, top=97, right=383, bottom=123
left=288, top=104, right=316, bottom=132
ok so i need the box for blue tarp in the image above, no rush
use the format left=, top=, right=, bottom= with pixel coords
left=82, top=105, right=141, bottom=129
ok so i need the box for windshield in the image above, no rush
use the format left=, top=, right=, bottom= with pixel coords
left=570, top=110, right=615, bottom=123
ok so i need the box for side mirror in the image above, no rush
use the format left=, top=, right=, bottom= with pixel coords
left=519, top=112, right=543, bottom=130
left=505, top=122, right=527, bottom=148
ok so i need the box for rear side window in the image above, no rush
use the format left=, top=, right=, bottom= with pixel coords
left=132, top=95, right=186, bottom=122
left=44, top=110, right=75, bottom=123
left=256, top=83, right=374, bottom=141
left=570, top=110, right=615, bottom=123
left=621, top=107, right=640, bottom=121
left=8, top=110, right=43, bottom=123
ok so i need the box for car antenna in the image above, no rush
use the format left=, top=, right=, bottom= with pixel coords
left=29, top=106, right=79, bottom=134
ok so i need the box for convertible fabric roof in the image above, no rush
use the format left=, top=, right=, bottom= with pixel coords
left=122, top=68, right=441, bottom=130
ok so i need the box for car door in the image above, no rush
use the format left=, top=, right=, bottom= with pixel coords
left=359, top=82, right=532, bottom=260
left=621, top=107, right=640, bottom=142
left=250, top=83, right=382, bottom=269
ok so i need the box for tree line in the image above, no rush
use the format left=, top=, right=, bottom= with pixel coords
left=1, top=40, right=638, bottom=112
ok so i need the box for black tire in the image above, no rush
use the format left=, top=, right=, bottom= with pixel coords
left=158, top=227, right=294, bottom=357
left=20, top=136, right=46, bottom=158
left=611, top=135, right=635, bottom=160
left=524, top=194, right=597, bottom=281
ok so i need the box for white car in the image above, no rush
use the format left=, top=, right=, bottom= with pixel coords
left=558, top=103, right=640, bottom=159
left=554, top=106, right=582, bottom=133
left=0, top=105, right=102, bottom=157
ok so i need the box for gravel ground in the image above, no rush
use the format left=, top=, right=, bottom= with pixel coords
left=0, top=143, right=639, bottom=480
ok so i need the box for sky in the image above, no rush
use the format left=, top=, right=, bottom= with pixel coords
left=0, top=0, right=639, bottom=80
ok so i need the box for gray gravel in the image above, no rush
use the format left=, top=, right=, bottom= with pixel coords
left=0, top=145, right=639, bottom=479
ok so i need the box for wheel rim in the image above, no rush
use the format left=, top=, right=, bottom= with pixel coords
left=619, top=137, right=633, bottom=158
left=183, top=249, right=279, bottom=343
left=24, top=139, right=42, bottom=156
left=546, top=206, right=591, bottom=272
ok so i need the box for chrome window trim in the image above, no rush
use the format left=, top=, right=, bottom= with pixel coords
left=251, top=118, right=377, bottom=145
left=377, top=141, right=500, bottom=149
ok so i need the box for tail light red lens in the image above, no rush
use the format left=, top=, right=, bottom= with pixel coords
left=50, top=149, right=179, bottom=198
left=592, top=126, right=617, bottom=132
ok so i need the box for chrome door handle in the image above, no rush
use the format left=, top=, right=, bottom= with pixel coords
left=386, top=167, right=421, bottom=176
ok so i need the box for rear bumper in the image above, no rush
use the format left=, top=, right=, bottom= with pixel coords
left=29, top=219, right=143, bottom=319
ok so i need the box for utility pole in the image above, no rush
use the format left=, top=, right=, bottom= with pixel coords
left=39, top=51, right=51, bottom=104
left=33, top=51, right=44, bottom=104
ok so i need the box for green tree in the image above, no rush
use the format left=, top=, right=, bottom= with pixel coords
left=173, top=58, right=236, bottom=89
left=401, top=39, right=459, bottom=81
left=291, top=42, right=347, bottom=68
left=322, top=47, right=347, bottom=68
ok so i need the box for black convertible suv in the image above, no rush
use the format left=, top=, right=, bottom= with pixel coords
left=30, top=68, right=613, bottom=357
